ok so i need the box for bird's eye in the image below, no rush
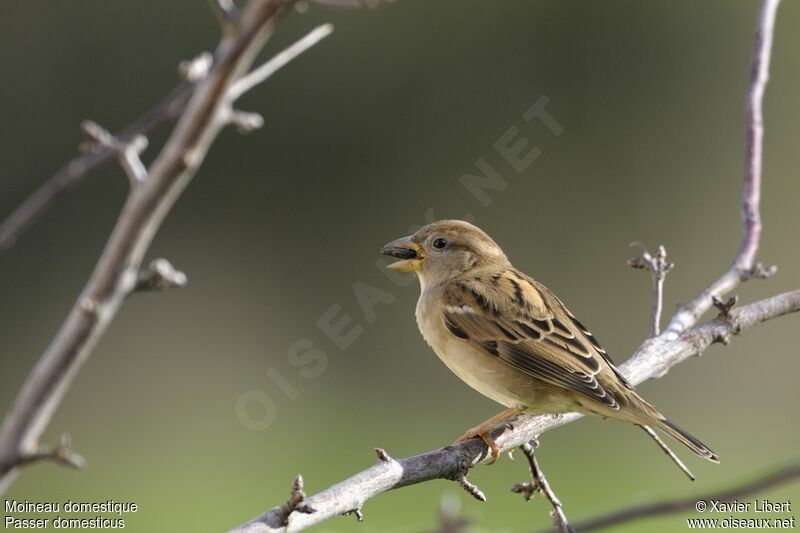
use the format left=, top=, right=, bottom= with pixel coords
left=433, top=237, right=448, bottom=249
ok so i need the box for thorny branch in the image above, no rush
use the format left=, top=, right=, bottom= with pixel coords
left=230, top=1, right=793, bottom=531
left=569, top=462, right=800, bottom=532
left=0, top=0, right=333, bottom=495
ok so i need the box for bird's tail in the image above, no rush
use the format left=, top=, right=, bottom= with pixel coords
left=624, top=393, right=719, bottom=466
left=652, top=417, right=719, bottom=464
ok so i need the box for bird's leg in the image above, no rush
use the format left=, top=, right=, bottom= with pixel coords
left=456, top=406, right=526, bottom=464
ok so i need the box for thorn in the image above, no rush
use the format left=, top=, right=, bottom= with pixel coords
left=456, top=474, right=486, bottom=502
left=178, top=52, right=213, bottom=82
left=375, top=447, right=392, bottom=463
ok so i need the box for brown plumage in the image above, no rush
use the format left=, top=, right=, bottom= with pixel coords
left=381, top=220, right=717, bottom=471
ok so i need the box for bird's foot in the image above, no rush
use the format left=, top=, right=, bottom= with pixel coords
left=456, top=429, right=501, bottom=463
left=454, top=406, right=526, bottom=464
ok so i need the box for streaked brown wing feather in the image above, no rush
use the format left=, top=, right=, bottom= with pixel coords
left=442, top=269, right=629, bottom=409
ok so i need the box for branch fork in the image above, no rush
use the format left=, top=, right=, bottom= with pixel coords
left=17, top=434, right=86, bottom=471
left=80, top=120, right=149, bottom=185
left=510, top=440, right=573, bottom=533
left=220, top=23, right=334, bottom=134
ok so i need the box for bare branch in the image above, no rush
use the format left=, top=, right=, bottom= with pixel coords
left=230, top=290, right=800, bottom=532
left=0, top=0, right=333, bottom=493
left=80, top=120, right=149, bottom=185
left=570, top=461, right=800, bottom=532
left=227, top=23, right=333, bottom=101
left=456, top=475, right=486, bottom=503
left=628, top=244, right=674, bottom=336
left=511, top=440, right=573, bottom=533
left=0, top=81, right=194, bottom=254
left=638, top=424, right=694, bottom=481
left=663, top=0, right=780, bottom=337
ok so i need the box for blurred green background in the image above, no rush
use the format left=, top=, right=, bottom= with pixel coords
left=1, top=1, right=799, bottom=531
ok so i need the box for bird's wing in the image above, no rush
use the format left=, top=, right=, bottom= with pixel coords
left=441, top=269, right=631, bottom=410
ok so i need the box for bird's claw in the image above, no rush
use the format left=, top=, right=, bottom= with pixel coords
left=455, top=431, right=501, bottom=464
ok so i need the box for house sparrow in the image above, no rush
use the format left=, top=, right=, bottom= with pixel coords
left=380, top=220, right=718, bottom=469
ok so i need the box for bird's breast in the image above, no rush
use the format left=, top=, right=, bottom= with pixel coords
left=415, top=289, right=560, bottom=411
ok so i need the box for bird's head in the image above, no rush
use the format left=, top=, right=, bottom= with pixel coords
left=380, top=220, right=509, bottom=287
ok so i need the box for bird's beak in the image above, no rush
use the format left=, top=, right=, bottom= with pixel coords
left=380, top=235, right=426, bottom=272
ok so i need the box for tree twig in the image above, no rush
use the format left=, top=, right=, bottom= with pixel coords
left=511, top=440, right=574, bottom=533
left=628, top=244, right=674, bottom=336
left=0, top=3, right=333, bottom=494
left=569, top=461, right=800, bottom=532
left=662, top=0, right=780, bottom=338
left=0, top=82, right=193, bottom=254
left=227, top=24, right=333, bottom=101
left=79, top=120, right=150, bottom=185
left=638, top=424, right=694, bottom=481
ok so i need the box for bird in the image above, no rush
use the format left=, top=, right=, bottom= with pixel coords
left=380, top=219, right=717, bottom=475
